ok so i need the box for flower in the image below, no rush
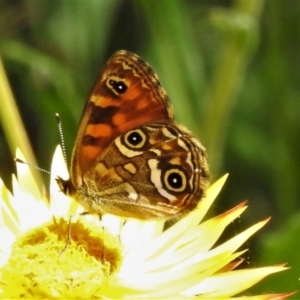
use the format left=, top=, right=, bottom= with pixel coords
left=0, top=147, right=292, bottom=299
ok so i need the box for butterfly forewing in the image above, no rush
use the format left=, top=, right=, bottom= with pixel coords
left=71, top=50, right=174, bottom=186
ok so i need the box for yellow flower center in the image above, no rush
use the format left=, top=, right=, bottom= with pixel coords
left=0, top=217, right=122, bottom=299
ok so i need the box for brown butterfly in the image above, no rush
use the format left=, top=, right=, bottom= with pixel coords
left=57, top=50, right=209, bottom=220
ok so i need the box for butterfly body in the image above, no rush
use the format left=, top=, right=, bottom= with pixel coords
left=57, top=50, right=209, bottom=220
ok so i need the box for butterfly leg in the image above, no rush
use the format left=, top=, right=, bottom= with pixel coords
left=97, top=214, right=108, bottom=263
left=59, top=211, right=91, bottom=256
left=59, top=214, right=73, bottom=256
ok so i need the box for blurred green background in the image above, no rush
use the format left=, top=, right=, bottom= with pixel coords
left=0, top=0, right=299, bottom=296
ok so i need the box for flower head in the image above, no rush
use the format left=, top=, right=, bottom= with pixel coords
left=0, top=147, right=293, bottom=299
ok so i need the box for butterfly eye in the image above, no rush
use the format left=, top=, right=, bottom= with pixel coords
left=163, top=168, right=187, bottom=193
left=108, top=79, right=128, bottom=94
left=124, top=129, right=147, bottom=149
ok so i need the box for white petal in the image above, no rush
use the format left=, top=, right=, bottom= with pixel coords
left=11, top=174, right=50, bottom=230
left=15, top=149, right=42, bottom=201
left=50, top=146, right=75, bottom=217
left=120, top=218, right=164, bottom=250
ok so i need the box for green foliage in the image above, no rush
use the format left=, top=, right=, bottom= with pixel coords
left=0, top=0, right=299, bottom=296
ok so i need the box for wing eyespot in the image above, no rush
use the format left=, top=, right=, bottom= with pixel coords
left=123, top=129, right=147, bottom=149
left=163, top=168, right=187, bottom=193
left=107, top=78, right=128, bottom=95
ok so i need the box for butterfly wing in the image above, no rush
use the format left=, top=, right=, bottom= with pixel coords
left=70, top=50, right=174, bottom=187
left=84, top=122, right=209, bottom=220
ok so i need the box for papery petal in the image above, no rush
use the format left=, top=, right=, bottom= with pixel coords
left=11, top=173, right=50, bottom=230
left=120, top=218, right=164, bottom=249
left=234, top=292, right=296, bottom=300
left=212, top=218, right=270, bottom=256
left=0, top=177, right=20, bottom=235
left=15, top=149, right=42, bottom=201
left=185, top=265, right=287, bottom=297
left=49, top=146, right=77, bottom=217
left=168, top=201, right=248, bottom=255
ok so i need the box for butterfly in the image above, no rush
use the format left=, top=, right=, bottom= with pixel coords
left=57, top=50, right=209, bottom=220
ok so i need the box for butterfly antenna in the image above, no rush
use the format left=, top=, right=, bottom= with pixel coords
left=55, top=113, right=68, bottom=167
left=14, top=158, right=51, bottom=175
